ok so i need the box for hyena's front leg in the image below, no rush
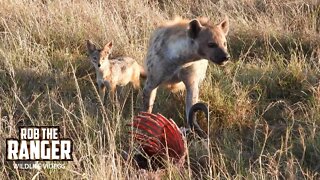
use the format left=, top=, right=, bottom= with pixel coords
left=185, top=84, right=200, bottom=124
left=181, top=61, right=208, bottom=128
left=143, top=55, right=163, bottom=112
left=183, top=77, right=208, bottom=137
left=185, top=82, right=208, bottom=138
left=142, top=79, right=159, bottom=113
left=182, top=76, right=200, bottom=127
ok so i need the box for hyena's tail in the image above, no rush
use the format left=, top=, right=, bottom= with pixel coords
left=139, top=65, right=147, bottom=78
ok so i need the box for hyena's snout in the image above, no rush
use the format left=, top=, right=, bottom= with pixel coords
left=219, top=52, right=230, bottom=62
left=213, top=48, right=230, bottom=65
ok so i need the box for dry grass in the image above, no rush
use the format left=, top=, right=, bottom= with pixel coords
left=0, top=0, right=319, bottom=179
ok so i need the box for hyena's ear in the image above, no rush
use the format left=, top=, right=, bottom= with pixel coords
left=218, top=16, right=229, bottom=35
left=198, top=17, right=210, bottom=26
left=188, top=19, right=202, bottom=39
left=87, top=40, right=96, bottom=54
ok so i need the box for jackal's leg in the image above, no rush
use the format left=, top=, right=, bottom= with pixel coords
left=132, top=74, right=140, bottom=89
left=142, top=80, right=159, bottom=113
left=109, top=84, right=116, bottom=101
left=133, top=81, right=140, bottom=89
left=109, top=85, right=120, bottom=109
left=98, top=83, right=106, bottom=103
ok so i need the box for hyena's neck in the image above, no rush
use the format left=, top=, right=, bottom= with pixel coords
left=166, top=38, right=201, bottom=65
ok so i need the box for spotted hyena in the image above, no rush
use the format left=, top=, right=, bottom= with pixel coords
left=87, top=40, right=145, bottom=102
left=143, top=16, right=230, bottom=130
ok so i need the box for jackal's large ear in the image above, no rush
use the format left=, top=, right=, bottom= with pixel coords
left=188, top=19, right=202, bottom=39
left=86, top=40, right=96, bottom=54
left=102, top=41, right=113, bottom=53
left=218, top=16, right=229, bottom=35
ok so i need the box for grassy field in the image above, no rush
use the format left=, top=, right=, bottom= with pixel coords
left=0, top=0, right=320, bottom=179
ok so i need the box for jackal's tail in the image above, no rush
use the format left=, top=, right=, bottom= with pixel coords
left=128, top=112, right=186, bottom=166
left=139, top=65, right=147, bottom=78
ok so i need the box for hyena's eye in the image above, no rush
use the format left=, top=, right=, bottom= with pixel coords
left=208, top=42, right=218, bottom=48
left=224, top=42, right=227, bottom=47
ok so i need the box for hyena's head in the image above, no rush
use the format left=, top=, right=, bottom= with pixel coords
left=86, top=40, right=113, bottom=68
left=188, top=17, right=230, bottom=65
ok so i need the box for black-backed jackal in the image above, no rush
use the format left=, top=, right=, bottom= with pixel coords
left=87, top=40, right=145, bottom=102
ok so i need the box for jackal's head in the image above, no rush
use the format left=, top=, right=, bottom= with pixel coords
left=86, top=40, right=113, bottom=68
left=188, top=17, right=230, bottom=65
